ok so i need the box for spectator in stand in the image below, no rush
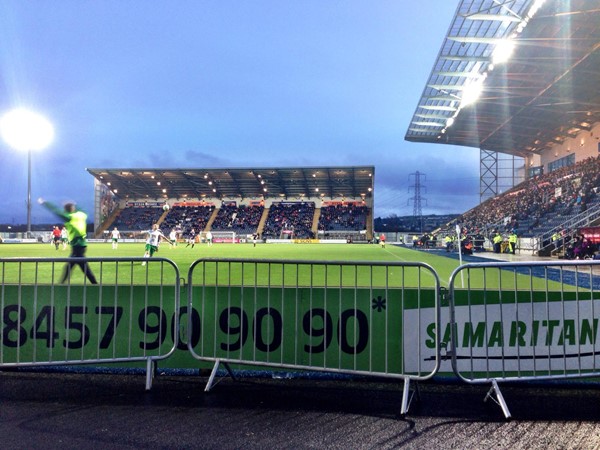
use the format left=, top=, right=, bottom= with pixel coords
left=111, top=206, right=164, bottom=231
left=318, top=204, right=368, bottom=232
left=157, top=205, right=213, bottom=239
left=263, top=202, right=315, bottom=239
left=565, top=233, right=582, bottom=259
left=434, top=155, right=600, bottom=244
left=461, top=236, right=473, bottom=255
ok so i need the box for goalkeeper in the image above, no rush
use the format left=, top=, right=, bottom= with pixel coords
left=38, top=198, right=98, bottom=284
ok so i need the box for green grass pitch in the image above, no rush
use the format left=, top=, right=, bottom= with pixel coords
left=1, top=241, right=455, bottom=267
left=1, top=242, right=447, bottom=287
left=0, top=241, right=570, bottom=291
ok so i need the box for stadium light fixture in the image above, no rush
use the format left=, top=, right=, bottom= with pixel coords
left=460, top=76, right=486, bottom=108
left=492, top=38, right=516, bottom=65
left=0, top=108, right=54, bottom=237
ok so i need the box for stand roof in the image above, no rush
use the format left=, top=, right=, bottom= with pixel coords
left=87, top=166, right=374, bottom=202
left=406, top=0, right=600, bottom=157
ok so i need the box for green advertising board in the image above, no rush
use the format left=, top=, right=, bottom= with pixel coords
left=0, top=284, right=437, bottom=378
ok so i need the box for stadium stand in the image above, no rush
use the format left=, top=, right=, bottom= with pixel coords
left=467, top=156, right=599, bottom=235
left=262, top=202, right=316, bottom=239
left=161, top=205, right=214, bottom=239
left=210, top=204, right=265, bottom=236
left=318, top=203, right=368, bottom=232
left=87, top=167, right=374, bottom=242
left=110, top=206, right=164, bottom=232
left=434, top=155, right=600, bottom=255
left=317, top=202, right=369, bottom=242
left=402, top=0, right=600, bottom=258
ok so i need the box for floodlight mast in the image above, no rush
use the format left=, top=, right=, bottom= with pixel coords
left=0, top=108, right=54, bottom=238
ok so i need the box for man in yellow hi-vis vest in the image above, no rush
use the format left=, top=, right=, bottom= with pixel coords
left=492, top=231, right=503, bottom=254
left=508, top=230, right=518, bottom=255
left=38, top=198, right=98, bottom=284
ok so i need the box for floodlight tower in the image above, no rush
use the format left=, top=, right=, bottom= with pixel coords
left=0, top=108, right=54, bottom=237
left=408, top=171, right=427, bottom=233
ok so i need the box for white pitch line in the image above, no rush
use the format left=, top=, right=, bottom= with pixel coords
left=380, top=246, right=450, bottom=288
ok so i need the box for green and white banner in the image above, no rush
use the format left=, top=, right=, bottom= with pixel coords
left=404, top=290, right=600, bottom=377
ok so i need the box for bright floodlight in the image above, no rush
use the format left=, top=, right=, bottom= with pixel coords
left=460, top=76, right=485, bottom=108
left=492, top=39, right=516, bottom=65
left=0, top=108, right=54, bottom=152
left=0, top=107, right=54, bottom=238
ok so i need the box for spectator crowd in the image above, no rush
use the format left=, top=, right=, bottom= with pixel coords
left=103, top=200, right=370, bottom=241
left=450, top=155, right=600, bottom=240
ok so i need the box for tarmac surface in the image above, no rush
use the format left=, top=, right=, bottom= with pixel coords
left=1, top=368, right=600, bottom=449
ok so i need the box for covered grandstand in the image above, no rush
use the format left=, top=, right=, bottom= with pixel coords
left=406, top=0, right=600, bottom=255
left=86, top=166, right=374, bottom=242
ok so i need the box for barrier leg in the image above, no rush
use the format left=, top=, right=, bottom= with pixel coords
left=484, top=379, right=512, bottom=419
left=205, top=360, right=221, bottom=392
left=204, top=360, right=237, bottom=392
left=400, top=376, right=418, bottom=416
left=222, top=362, right=236, bottom=381
left=145, top=358, right=156, bottom=391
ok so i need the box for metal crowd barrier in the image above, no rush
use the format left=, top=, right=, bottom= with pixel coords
left=0, top=257, right=180, bottom=390
left=448, top=260, right=600, bottom=418
left=187, top=258, right=441, bottom=415
left=8, top=255, right=600, bottom=419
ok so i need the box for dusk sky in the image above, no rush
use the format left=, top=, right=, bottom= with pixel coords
left=0, top=1, right=481, bottom=225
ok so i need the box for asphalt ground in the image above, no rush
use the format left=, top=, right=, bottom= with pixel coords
left=1, top=369, right=600, bottom=449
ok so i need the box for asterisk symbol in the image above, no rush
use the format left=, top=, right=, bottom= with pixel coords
left=372, top=296, right=386, bottom=312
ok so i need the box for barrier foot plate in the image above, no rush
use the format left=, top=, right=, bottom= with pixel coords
left=484, top=379, right=512, bottom=419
